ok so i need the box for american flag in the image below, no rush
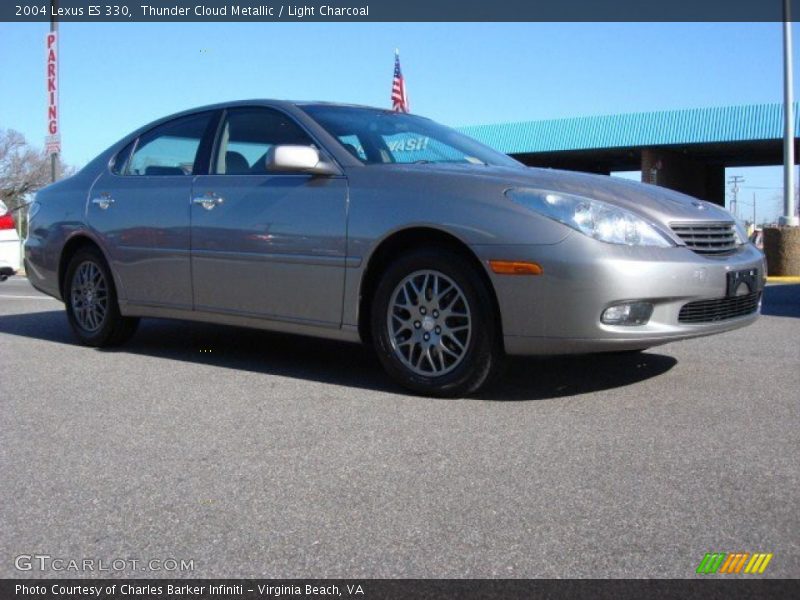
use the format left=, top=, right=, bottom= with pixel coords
left=391, top=50, right=409, bottom=113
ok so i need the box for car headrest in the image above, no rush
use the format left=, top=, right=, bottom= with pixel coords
left=225, top=151, right=250, bottom=175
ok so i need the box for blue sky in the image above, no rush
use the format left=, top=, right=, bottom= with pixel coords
left=0, top=21, right=797, bottom=222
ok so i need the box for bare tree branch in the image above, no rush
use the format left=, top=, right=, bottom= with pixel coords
left=0, top=128, right=74, bottom=211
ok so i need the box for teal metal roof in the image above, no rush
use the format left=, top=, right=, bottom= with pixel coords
left=458, top=103, right=800, bottom=155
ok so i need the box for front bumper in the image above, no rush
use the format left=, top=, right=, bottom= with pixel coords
left=472, top=233, right=766, bottom=355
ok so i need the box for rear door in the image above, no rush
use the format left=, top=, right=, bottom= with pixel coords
left=88, top=111, right=217, bottom=309
left=190, top=106, right=348, bottom=325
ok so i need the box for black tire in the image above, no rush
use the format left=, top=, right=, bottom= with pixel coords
left=63, top=246, right=139, bottom=347
left=371, top=248, right=501, bottom=397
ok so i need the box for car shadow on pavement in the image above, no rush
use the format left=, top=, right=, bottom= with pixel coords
left=0, top=309, right=677, bottom=400
left=0, top=309, right=396, bottom=393
left=478, top=352, right=677, bottom=401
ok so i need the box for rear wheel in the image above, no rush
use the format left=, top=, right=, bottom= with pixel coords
left=64, top=247, right=139, bottom=347
left=371, top=248, right=501, bottom=397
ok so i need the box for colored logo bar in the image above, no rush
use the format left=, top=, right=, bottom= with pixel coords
left=696, top=552, right=773, bottom=574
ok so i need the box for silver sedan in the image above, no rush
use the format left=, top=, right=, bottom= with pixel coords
left=25, top=101, right=765, bottom=396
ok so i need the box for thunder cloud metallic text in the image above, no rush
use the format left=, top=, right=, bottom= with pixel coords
left=139, top=5, right=370, bottom=17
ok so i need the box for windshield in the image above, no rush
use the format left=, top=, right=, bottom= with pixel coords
left=301, top=105, right=523, bottom=168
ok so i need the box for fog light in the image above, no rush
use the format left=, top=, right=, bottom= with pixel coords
left=601, top=302, right=653, bottom=326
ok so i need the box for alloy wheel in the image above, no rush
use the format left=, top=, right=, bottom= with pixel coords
left=70, top=260, right=109, bottom=332
left=386, top=269, right=472, bottom=376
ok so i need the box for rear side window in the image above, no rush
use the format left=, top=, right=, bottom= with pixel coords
left=127, top=112, right=213, bottom=176
left=213, top=108, right=314, bottom=175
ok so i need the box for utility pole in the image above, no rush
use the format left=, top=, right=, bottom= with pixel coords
left=49, top=0, right=58, bottom=183
left=781, top=0, right=799, bottom=225
left=728, top=175, right=745, bottom=219
left=753, top=192, right=757, bottom=227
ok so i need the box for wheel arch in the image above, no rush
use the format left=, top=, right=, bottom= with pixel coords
left=357, top=226, right=503, bottom=348
left=58, top=233, right=112, bottom=299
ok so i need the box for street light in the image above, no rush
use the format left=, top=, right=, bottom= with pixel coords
left=781, top=0, right=799, bottom=226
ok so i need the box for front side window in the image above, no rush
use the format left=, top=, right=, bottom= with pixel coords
left=214, top=108, right=314, bottom=175
left=127, top=112, right=213, bottom=176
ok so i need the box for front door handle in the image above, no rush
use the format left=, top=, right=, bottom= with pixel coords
left=91, top=193, right=115, bottom=210
left=192, top=192, right=224, bottom=211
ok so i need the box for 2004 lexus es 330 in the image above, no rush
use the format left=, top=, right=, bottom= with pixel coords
left=25, top=101, right=765, bottom=396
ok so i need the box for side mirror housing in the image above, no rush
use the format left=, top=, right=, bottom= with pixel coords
left=265, top=145, right=338, bottom=176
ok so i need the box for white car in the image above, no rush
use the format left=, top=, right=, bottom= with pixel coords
left=0, top=199, right=21, bottom=280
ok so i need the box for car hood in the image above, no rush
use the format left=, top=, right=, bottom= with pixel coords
left=383, top=163, right=734, bottom=226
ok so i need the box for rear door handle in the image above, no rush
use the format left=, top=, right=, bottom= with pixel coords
left=192, top=192, right=224, bottom=210
left=91, top=193, right=115, bottom=210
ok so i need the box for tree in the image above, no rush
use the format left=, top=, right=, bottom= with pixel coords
left=0, top=128, right=74, bottom=237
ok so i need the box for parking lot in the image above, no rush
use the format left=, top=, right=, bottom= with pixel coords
left=0, top=276, right=798, bottom=578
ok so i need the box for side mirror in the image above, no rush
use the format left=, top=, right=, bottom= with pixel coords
left=265, top=145, right=338, bottom=176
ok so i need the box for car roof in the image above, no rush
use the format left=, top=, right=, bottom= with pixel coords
left=126, top=99, right=399, bottom=142
left=160, top=99, right=389, bottom=119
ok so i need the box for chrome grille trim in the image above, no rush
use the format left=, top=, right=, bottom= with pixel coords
left=670, top=222, right=738, bottom=255
left=678, top=292, right=760, bottom=324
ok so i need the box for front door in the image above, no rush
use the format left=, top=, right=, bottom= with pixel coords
left=88, top=111, right=216, bottom=309
left=190, top=107, right=347, bottom=326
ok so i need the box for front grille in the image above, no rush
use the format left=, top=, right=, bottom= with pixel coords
left=678, top=292, right=760, bottom=324
left=670, top=222, right=738, bottom=255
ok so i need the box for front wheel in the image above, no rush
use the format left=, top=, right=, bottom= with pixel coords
left=371, top=249, right=501, bottom=397
left=64, top=247, right=139, bottom=347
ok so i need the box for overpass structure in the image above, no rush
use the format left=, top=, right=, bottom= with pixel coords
left=460, top=103, right=800, bottom=207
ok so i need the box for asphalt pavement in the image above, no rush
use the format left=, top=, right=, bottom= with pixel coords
left=0, top=276, right=798, bottom=578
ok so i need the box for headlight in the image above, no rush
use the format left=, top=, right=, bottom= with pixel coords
left=506, top=188, right=673, bottom=247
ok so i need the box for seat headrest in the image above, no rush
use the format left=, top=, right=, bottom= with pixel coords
left=225, top=151, right=250, bottom=175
